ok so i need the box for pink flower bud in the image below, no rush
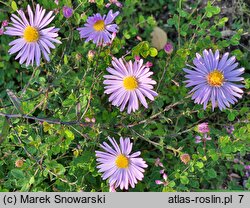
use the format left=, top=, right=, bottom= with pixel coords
left=163, top=173, right=168, bottom=180
left=205, top=136, right=212, bottom=141
left=91, top=118, right=96, bottom=123
left=134, top=55, right=140, bottom=61
left=105, top=3, right=111, bottom=8
left=136, top=36, right=142, bottom=41
left=116, top=2, right=123, bottom=7
left=85, top=117, right=91, bottom=122
left=145, top=61, right=153, bottom=68
left=2, top=20, right=8, bottom=27
left=159, top=169, right=164, bottom=174
left=0, top=28, right=4, bottom=35
left=155, top=180, right=163, bottom=185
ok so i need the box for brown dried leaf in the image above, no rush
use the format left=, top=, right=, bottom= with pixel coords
left=151, top=27, right=167, bottom=50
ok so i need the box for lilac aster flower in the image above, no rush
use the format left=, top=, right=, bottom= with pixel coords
left=103, top=58, right=158, bottom=114
left=4, top=4, right=61, bottom=66
left=95, top=137, right=148, bottom=190
left=184, top=49, right=244, bottom=110
left=77, top=10, right=119, bottom=46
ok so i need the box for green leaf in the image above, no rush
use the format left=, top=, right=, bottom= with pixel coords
left=205, top=1, right=221, bottom=18
left=168, top=181, right=176, bottom=187
left=64, top=129, right=75, bottom=140
left=11, top=1, right=18, bottom=11
left=177, top=8, right=188, bottom=17
left=0, top=118, right=10, bottom=144
left=217, top=17, right=228, bottom=27
left=228, top=112, right=236, bottom=121
left=11, top=169, right=25, bottom=178
left=149, top=48, right=158, bottom=57
left=140, top=51, right=149, bottom=58
left=64, top=55, right=68, bottom=65
left=196, top=161, right=204, bottom=169
left=180, top=176, right=189, bottom=184
left=207, top=168, right=217, bottom=179
left=29, top=176, right=35, bottom=185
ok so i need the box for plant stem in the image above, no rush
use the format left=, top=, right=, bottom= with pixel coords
left=0, top=112, right=94, bottom=126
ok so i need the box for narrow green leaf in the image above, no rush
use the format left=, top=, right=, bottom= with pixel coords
left=0, top=118, right=10, bottom=144
left=64, top=55, right=68, bottom=65
left=6, top=89, right=23, bottom=114
left=11, top=1, right=18, bottom=11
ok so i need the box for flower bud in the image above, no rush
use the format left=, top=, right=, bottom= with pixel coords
left=0, top=28, right=4, bottom=36
left=2, top=20, right=8, bottom=27
left=198, top=122, right=210, bottom=134
left=63, top=6, right=73, bottom=18
left=164, top=42, right=173, bottom=54
left=15, top=159, right=24, bottom=168
left=155, top=180, right=163, bottom=185
left=145, top=61, right=153, bottom=68
left=87, top=50, right=96, bottom=61
left=180, top=153, right=190, bottom=165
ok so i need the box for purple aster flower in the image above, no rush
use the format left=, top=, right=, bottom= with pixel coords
left=77, top=10, right=119, bottom=46
left=95, top=137, right=148, bottom=190
left=103, top=58, right=158, bottom=114
left=63, top=6, right=73, bottom=18
left=198, top=122, right=210, bottom=133
left=184, top=49, right=244, bottom=110
left=4, top=4, right=61, bottom=66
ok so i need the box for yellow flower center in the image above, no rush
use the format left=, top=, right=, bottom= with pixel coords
left=93, top=20, right=105, bottom=31
left=115, top=154, right=129, bottom=169
left=23, top=26, right=39, bottom=42
left=207, top=70, right=224, bottom=87
left=123, top=76, right=138, bottom=91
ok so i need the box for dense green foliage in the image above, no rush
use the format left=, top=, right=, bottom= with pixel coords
left=0, top=0, right=249, bottom=192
